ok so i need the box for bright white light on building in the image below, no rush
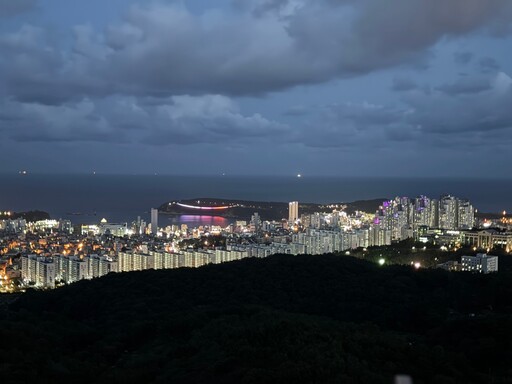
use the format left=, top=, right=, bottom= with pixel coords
left=378, top=258, right=385, bottom=266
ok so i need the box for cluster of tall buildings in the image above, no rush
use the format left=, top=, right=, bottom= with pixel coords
left=373, top=194, right=475, bottom=242
left=288, top=195, right=475, bottom=248
left=79, top=210, right=158, bottom=237
left=1, top=219, right=74, bottom=235
left=118, top=249, right=245, bottom=272
left=21, top=254, right=117, bottom=288
left=291, top=226, right=399, bottom=254
left=118, top=243, right=312, bottom=273
left=21, top=244, right=298, bottom=288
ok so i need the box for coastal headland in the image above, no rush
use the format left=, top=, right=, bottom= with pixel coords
left=158, top=198, right=387, bottom=220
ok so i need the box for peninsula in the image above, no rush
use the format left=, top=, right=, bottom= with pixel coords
left=158, top=198, right=386, bottom=220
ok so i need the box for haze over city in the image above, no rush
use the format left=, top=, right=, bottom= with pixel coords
left=1, top=0, right=512, bottom=176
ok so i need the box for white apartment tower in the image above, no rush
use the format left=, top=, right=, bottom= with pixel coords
left=21, top=255, right=56, bottom=288
left=289, top=201, right=299, bottom=223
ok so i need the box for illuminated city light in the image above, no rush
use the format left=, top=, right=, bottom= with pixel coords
left=176, top=203, right=232, bottom=211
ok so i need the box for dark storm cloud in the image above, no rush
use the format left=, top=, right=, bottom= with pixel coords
left=232, top=0, right=298, bottom=16
left=408, top=77, right=512, bottom=135
left=406, top=73, right=512, bottom=137
left=333, top=0, right=512, bottom=72
left=0, top=0, right=36, bottom=17
left=327, top=102, right=406, bottom=127
left=1, top=0, right=512, bottom=157
left=0, top=99, right=124, bottom=143
left=479, top=57, right=501, bottom=72
left=297, top=72, right=512, bottom=149
left=391, top=77, right=418, bottom=92
left=248, top=0, right=293, bottom=17
left=0, top=95, right=288, bottom=145
left=454, top=51, right=474, bottom=65
left=436, top=75, right=492, bottom=95
left=283, top=105, right=310, bottom=116
left=0, top=25, right=108, bottom=105
left=2, top=0, right=512, bottom=103
left=141, top=95, right=289, bottom=145
left=290, top=101, right=414, bottom=149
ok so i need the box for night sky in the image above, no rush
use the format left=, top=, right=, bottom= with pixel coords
left=1, top=0, right=511, bottom=176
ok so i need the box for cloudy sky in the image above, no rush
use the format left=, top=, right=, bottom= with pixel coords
left=1, top=0, right=512, bottom=176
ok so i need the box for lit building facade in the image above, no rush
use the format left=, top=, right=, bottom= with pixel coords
left=463, top=230, right=512, bottom=251
left=151, top=208, right=158, bottom=235
left=21, top=255, right=56, bottom=288
left=461, top=254, right=498, bottom=273
left=289, top=201, right=299, bottom=223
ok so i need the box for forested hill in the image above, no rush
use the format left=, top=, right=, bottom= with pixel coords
left=2, top=255, right=512, bottom=383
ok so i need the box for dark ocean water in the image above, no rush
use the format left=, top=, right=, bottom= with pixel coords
left=0, top=174, right=511, bottom=225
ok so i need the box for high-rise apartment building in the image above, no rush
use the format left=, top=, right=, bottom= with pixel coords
left=56, top=256, right=87, bottom=284
left=21, top=255, right=56, bottom=288
left=151, top=208, right=158, bottom=235
left=289, top=201, right=299, bottom=223
left=85, top=254, right=117, bottom=278
left=439, top=195, right=458, bottom=230
left=458, top=199, right=475, bottom=229
left=250, top=212, right=262, bottom=232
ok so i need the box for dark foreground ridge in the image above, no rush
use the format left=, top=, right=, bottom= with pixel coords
left=159, top=198, right=386, bottom=219
left=2, top=255, right=512, bottom=383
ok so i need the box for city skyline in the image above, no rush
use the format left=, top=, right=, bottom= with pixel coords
left=6, top=191, right=509, bottom=290
left=1, top=0, right=512, bottom=176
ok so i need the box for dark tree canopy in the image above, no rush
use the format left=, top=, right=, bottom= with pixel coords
left=1, top=254, right=512, bottom=383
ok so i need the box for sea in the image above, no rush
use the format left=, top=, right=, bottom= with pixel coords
left=0, top=174, right=511, bottom=226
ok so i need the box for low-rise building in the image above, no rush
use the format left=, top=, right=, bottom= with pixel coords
left=463, top=230, right=512, bottom=250
left=461, top=253, right=498, bottom=274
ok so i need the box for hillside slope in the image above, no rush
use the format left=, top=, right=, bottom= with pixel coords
left=2, top=255, right=512, bottom=383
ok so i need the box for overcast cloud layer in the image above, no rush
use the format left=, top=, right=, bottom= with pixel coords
left=0, top=0, right=511, bottom=176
